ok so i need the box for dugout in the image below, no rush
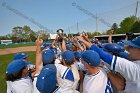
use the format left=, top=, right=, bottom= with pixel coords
left=94, top=33, right=140, bottom=43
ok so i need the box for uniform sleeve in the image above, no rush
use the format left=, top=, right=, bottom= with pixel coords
left=33, top=74, right=40, bottom=93
left=90, top=45, right=113, bottom=65
left=7, top=81, right=12, bottom=93
left=111, top=56, right=140, bottom=81
left=55, top=64, right=67, bottom=77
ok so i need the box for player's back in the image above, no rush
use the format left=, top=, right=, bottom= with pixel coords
left=7, top=77, right=33, bottom=93
left=55, top=63, right=80, bottom=93
left=71, top=64, right=80, bottom=90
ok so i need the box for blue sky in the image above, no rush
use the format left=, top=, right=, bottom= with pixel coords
left=0, top=0, right=139, bottom=35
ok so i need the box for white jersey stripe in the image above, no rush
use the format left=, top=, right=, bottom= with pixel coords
left=62, top=68, right=70, bottom=79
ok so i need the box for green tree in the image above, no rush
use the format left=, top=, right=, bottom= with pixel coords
left=106, top=29, right=113, bottom=35
left=12, top=25, right=35, bottom=42
left=5, top=34, right=12, bottom=39
left=12, top=26, right=23, bottom=42
left=130, top=21, right=140, bottom=33
left=111, top=23, right=118, bottom=30
left=22, top=25, right=33, bottom=42
left=93, top=31, right=101, bottom=36
left=30, top=31, right=37, bottom=42
left=86, top=32, right=93, bottom=39
left=36, top=30, right=49, bottom=41
left=116, top=16, right=137, bottom=34
left=111, top=23, right=118, bottom=34
left=101, top=32, right=106, bottom=35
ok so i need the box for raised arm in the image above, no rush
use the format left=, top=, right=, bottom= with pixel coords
left=82, top=33, right=91, bottom=43
left=35, top=35, right=43, bottom=74
left=77, top=36, right=92, bottom=49
left=108, top=31, right=113, bottom=44
left=62, top=36, right=67, bottom=52
left=52, top=35, right=59, bottom=48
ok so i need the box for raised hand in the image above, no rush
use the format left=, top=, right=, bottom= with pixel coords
left=35, top=34, right=43, bottom=46
left=77, top=36, right=84, bottom=41
left=62, top=36, right=67, bottom=40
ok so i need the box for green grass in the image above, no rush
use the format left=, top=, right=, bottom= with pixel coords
left=0, top=44, right=35, bottom=49
left=0, top=51, right=36, bottom=93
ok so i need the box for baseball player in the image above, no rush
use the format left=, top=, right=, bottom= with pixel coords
left=80, top=50, right=113, bottom=93
left=13, top=52, right=36, bottom=79
left=101, top=43, right=126, bottom=92
left=34, top=35, right=80, bottom=93
left=6, top=59, right=33, bottom=93
left=80, top=36, right=140, bottom=93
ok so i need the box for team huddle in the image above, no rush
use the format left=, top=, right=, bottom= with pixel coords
left=5, top=32, right=140, bottom=93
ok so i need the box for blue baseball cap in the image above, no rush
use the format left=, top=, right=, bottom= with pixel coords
left=117, top=42, right=125, bottom=52
left=43, top=42, right=50, bottom=47
left=81, top=50, right=100, bottom=67
left=36, top=64, right=57, bottom=93
left=117, top=42, right=124, bottom=47
left=122, top=36, right=140, bottom=49
left=74, top=52, right=81, bottom=60
left=6, top=59, right=29, bottom=74
left=61, top=50, right=74, bottom=63
left=66, top=41, right=70, bottom=44
left=41, top=42, right=50, bottom=50
left=98, top=43, right=106, bottom=48
left=42, top=49, right=55, bottom=65
left=103, top=43, right=122, bottom=54
left=49, top=45, right=53, bottom=49
left=66, top=45, right=72, bottom=51
left=13, top=52, right=28, bottom=60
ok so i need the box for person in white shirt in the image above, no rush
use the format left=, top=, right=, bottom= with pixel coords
left=80, top=50, right=113, bottom=93
left=13, top=52, right=36, bottom=79
left=34, top=35, right=79, bottom=93
left=60, top=37, right=80, bottom=92
left=55, top=51, right=80, bottom=93
left=85, top=36, right=140, bottom=93
left=6, top=59, right=33, bottom=93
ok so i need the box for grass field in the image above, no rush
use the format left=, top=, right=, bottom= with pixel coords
left=0, top=51, right=36, bottom=93
left=0, top=44, right=35, bottom=49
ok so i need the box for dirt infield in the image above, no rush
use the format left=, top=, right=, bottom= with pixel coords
left=0, top=46, right=36, bottom=55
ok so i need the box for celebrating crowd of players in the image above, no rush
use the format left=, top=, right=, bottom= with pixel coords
left=5, top=30, right=140, bottom=93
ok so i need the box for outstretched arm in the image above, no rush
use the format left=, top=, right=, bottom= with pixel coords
left=77, top=36, right=92, bottom=49
left=90, top=45, right=113, bottom=65
left=82, top=33, right=91, bottom=43
left=77, top=35, right=113, bottom=65
left=35, top=35, right=43, bottom=74
left=108, top=31, right=113, bottom=44
left=62, top=36, right=67, bottom=52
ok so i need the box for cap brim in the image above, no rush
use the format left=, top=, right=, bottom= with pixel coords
left=40, top=46, right=45, bottom=50
left=22, top=54, right=28, bottom=59
left=122, top=40, right=140, bottom=48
